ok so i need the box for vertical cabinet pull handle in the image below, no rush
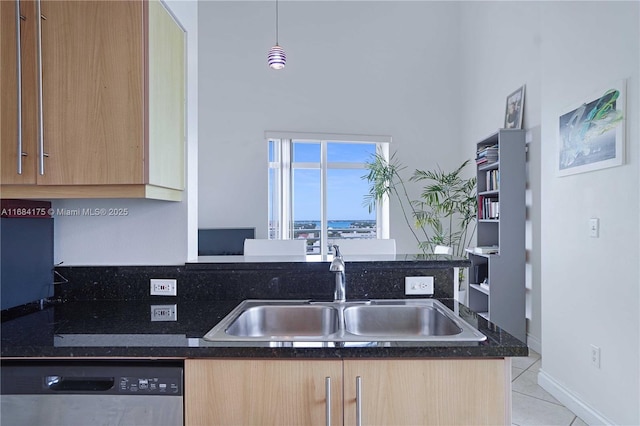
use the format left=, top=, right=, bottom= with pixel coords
left=325, top=376, right=331, bottom=426
left=355, top=376, right=362, bottom=426
left=36, top=0, right=45, bottom=175
left=15, top=0, right=24, bottom=174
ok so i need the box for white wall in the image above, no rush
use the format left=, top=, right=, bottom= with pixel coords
left=538, top=2, right=639, bottom=424
left=197, top=1, right=465, bottom=255
left=52, top=0, right=198, bottom=266
left=460, top=2, right=639, bottom=423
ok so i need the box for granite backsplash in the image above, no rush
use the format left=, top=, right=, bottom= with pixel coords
left=52, top=260, right=461, bottom=302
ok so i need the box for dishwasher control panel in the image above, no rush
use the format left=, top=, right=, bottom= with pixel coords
left=2, top=361, right=183, bottom=396
left=119, top=376, right=180, bottom=394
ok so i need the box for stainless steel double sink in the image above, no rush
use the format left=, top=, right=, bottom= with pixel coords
left=203, top=299, right=487, bottom=343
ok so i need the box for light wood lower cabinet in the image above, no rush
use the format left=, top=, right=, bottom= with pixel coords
left=185, top=359, right=343, bottom=426
left=185, top=358, right=510, bottom=426
left=344, top=359, right=509, bottom=425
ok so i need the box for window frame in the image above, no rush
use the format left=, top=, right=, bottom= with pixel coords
left=267, top=132, right=391, bottom=256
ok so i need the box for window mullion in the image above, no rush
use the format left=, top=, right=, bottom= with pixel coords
left=321, top=140, right=328, bottom=256
left=281, top=139, right=293, bottom=239
left=377, top=143, right=390, bottom=239
left=326, top=162, right=367, bottom=169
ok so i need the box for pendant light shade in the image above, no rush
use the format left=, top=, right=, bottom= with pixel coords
left=268, top=0, right=286, bottom=69
left=268, top=45, right=286, bottom=70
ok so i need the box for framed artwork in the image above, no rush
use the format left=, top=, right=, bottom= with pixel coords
left=557, top=80, right=626, bottom=177
left=504, top=85, right=525, bottom=129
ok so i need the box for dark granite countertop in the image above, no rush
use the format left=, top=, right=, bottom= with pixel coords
left=1, top=298, right=527, bottom=359
left=1, top=259, right=527, bottom=359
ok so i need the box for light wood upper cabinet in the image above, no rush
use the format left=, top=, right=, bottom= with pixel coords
left=185, top=359, right=343, bottom=426
left=0, top=0, right=185, bottom=201
left=1, top=0, right=38, bottom=185
left=185, top=358, right=510, bottom=426
left=39, top=0, right=144, bottom=187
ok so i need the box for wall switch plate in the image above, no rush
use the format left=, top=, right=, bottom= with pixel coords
left=589, top=218, right=599, bottom=238
left=590, top=344, right=601, bottom=369
left=405, top=276, right=434, bottom=295
left=150, top=279, right=177, bottom=296
left=151, top=304, right=177, bottom=322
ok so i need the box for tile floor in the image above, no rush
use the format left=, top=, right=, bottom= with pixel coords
left=511, top=349, right=586, bottom=426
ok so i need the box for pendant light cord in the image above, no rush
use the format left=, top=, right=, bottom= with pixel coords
left=267, top=0, right=285, bottom=69
left=275, top=0, right=279, bottom=45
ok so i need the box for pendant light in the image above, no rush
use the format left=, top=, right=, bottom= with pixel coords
left=268, top=0, right=286, bottom=69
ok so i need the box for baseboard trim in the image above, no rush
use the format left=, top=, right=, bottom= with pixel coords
left=526, top=333, right=541, bottom=354
left=537, top=369, right=613, bottom=425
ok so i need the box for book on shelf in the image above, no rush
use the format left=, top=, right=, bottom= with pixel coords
left=485, top=169, right=500, bottom=191
left=473, top=245, right=499, bottom=254
left=477, top=196, right=499, bottom=219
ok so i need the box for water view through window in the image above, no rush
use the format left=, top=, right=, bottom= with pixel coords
left=292, top=220, right=377, bottom=254
left=269, top=139, right=382, bottom=255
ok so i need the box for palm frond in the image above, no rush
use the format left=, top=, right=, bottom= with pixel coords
left=363, top=152, right=477, bottom=255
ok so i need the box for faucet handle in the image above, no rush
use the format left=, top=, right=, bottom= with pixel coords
left=332, top=245, right=342, bottom=258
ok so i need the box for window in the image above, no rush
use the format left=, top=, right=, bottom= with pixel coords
left=268, top=132, right=390, bottom=255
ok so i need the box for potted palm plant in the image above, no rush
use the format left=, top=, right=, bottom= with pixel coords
left=363, top=152, right=477, bottom=257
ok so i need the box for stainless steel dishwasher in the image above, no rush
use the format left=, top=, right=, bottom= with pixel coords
left=1, top=361, right=183, bottom=426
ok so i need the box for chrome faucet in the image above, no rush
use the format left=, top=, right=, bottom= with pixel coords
left=330, top=245, right=346, bottom=302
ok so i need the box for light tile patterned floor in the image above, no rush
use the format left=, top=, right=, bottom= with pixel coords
left=512, top=350, right=587, bottom=426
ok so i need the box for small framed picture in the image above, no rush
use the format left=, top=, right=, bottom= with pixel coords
left=504, top=85, right=525, bottom=129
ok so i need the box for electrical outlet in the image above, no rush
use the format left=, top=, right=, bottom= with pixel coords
left=151, top=304, right=177, bottom=322
left=590, top=344, right=601, bottom=369
left=589, top=218, right=599, bottom=238
left=150, top=279, right=177, bottom=296
left=405, top=276, right=434, bottom=295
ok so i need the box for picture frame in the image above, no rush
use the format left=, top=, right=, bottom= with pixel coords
left=557, top=80, right=626, bottom=177
left=504, top=85, right=525, bottom=129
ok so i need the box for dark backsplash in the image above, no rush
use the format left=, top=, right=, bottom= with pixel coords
left=53, top=261, right=459, bottom=302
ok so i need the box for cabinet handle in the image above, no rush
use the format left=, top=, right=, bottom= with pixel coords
left=36, top=0, right=45, bottom=175
left=15, top=0, right=24, bottom=174
left=325, top=376, right=331, bottom=426
left=355, top=376, right=362, bottom=426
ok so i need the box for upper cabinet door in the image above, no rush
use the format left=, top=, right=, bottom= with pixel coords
left=38, top=0, right=144, bottom=185
left=1, top=0, right=185, bottom=200
left=147, top=0, right=185, bottom=191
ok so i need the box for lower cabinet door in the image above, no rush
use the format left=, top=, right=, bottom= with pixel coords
left=343, top=358, right=509, bottom=426
left=185, top=359, right=343, bottom=426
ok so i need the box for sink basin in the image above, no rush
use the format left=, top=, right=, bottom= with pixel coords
left=343, top=305, right=462, bottom=337
left=203, top=299, right=486, bottom=343
left=226, top=305, right=339, bottom=337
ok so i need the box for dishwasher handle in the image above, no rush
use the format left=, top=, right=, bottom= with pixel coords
left=46, top=376, right=115, bottom=392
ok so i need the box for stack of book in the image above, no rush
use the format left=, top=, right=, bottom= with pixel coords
left=476, top=144, right=499, bottom=165
left=478, top=196, right=499, bottom=219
